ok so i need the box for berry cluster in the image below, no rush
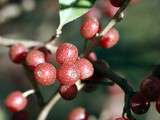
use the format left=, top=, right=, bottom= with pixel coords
left=5, top=42, right=94, bottom=112
left=80, top=17, right=120, bottom=49
left=130, top=75, right=160, bottom=115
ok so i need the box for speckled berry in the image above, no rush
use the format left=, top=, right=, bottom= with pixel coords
left=26, top=50, right=46, bottom=69
left=34, top=63, right=56, bottom=86
left=9, top=44, right=28, bottom=64
left=76, top=58, right=94, bottom=80
left=57, top=64, right=80, bottom=85
left=67, top=107, right=88, bottom=120
left=59, top=84, right=78, bottom=100
left=56, top=43, right=78, bottom=65
left=80, top=18, right=100, bottom=40
left=5, top=91, right=27, bottom=112
left=99, top=28, right=119, bottom=48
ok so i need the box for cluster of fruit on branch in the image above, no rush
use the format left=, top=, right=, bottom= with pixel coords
left=2, top=0, right=160, bottom=120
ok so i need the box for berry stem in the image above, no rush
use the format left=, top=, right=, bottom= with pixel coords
left=23, top=89, right=35, bottom=98
left=37, top=81, right=84, bottom=120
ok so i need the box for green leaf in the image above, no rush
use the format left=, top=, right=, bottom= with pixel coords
left=57, top=0, right=96, bottom=31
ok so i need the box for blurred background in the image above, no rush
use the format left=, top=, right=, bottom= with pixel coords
left=0, top=0, right=160, bottom=120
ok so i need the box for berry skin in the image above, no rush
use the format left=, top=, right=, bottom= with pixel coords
left=80, top=18, right=100, bottom=40
left=140, top=75, right=160, bottom=101
left=9, top=44, right=28, bottom=64
left=59, top=84, right=78, bottom=100
left=131, top=93, right=150, bottom=114
left=99, top=28, right=119, bottom=48
left=76, top=58, right=94, bottom=80
left=34, top=63, right=56, bottom=86
left=67, top=107, right=88, bottom=120
left=26, top=49, right=46, bottom=69
left=5, top=91, right=27, bottom=112
left=56, top=43, right=78, bottom=65
left=156, top=97, right=160, bottom=113
left=57, top=64, right=80, bottom=85
left=109, top=0, right=125, bottom=7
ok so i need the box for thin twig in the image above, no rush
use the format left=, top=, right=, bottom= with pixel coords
left=37, top=81, right=84, bottom=120
left=0, top=36, right=43, bottom=48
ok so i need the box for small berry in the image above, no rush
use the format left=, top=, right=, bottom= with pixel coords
left=67, top=107, right=88, bottom=120
left=156, top=97, right=160, bottom=113
left=56, top=43, right=78, bottom=64
left=9, top=44, right=28, bottom=64
left=109, top=0, right=125, bottom=7
left=26, top=50, right=46, bottom=69
left=76, top=58, right=94, bottom=80
left=5, top=91, right=27, bottom=112
left=57, top=64, right=80, bottom=85
left=86, top=52, right=97, bottom=62
left=131, top=93, right=150, bottom=114
left=80, top=18, right=100, bottom=40
left=59, top=84, right=78, bottom=100
left=140, top=75, right=160, bottom=101
left=99, top=28, right=119, bottom=48
left=34, top=63, right=56, bottom=86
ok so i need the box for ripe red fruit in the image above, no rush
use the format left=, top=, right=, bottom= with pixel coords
left=5, top=91, right=27, bottom=112
left=86, top=52, right=97, bottom=62
left=156, top=97, right=160, bottom=113
left=9, top=44, right=28, bottom=64
left=56, top=43, right=78, bottom=65
left=131, top=93, right=150, bottom=114
left=99, top=28, right=119, bottom=48
left=57, top=64, right=80, bottom=85
left=34, top=63, right=56, bottom=86
left=109, top=0, right=125, bottom=7
left=140, top=76, right=160, bottom=101
left=76, top=58, right=94, bottom=80
left=67, top=107, right=88, bottom=120
left=26, top=50, right=46, bottom=69
left=80, top=18, right=100, bottom=40
left=59, top=84, right=78, bottom=100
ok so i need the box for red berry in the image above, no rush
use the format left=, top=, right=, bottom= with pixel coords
left=86, top=52, right=97, bottom=62
left=57, top=64, right=80, bottom=85
left=56, top=43, right=78, bottom=64
left=140, top=76, right=160, bottom=101
left=76, top=58, right=94, bottom=80
left=67, top=107, right=88, bottom=120
left=26, top=50, right=46, bottom=69
left=5, top=91, right=27, bottom=112
left=103, top=0, right=119, bottom=17
left=99, top=28, right=119, bottom=48
left=59, top=84, right=78, bottom=100
left=9, top=44, right=28, bottom=64
left=80, top=18, right=100, bottom=40
left=131, top=93, right=150, bottom=114
left=109, top=0, right=125, bottom=7
left=156, top=97, right=160, bottom=113
left=34, top=63, right=56, bottom=86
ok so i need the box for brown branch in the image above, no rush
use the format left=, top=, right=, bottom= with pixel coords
left=0, top=36, right=43, bottom=48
